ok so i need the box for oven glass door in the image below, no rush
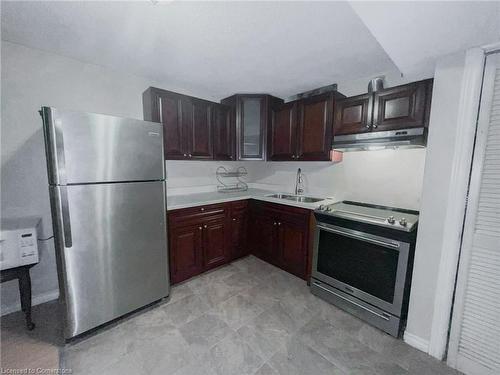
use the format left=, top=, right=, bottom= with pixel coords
left=313, top=223, right=410, bottom=315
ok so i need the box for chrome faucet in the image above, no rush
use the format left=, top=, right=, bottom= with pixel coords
left=295, top=168, right=304, bottom=195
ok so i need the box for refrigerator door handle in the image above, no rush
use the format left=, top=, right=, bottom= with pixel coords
left=59, top=186, right=72, bottom=248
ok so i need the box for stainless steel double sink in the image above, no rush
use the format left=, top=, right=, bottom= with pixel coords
left=266, top=193, right=324, bottom=203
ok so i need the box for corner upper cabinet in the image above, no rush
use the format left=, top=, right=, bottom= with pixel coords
left=143, top=87, right=214, bottom=160
left=221, top=94, right=283, bottom=160
left=333, top=93, right=372, bottom=136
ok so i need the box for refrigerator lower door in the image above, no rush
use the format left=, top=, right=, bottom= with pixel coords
left=50, top=181, right=169, bottom=338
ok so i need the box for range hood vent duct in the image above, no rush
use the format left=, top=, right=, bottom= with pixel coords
left=368, top=77, right=385, bottom=93
left=286, top=83, right=337, bottom=102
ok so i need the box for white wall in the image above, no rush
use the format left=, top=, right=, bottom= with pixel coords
left=404, top=51, right=467, bottom=351
left=0, top=41, right=179, bottom=313
left=1, top=41, right=427, bottom=314
left=245, top=150, right=426, bottom=210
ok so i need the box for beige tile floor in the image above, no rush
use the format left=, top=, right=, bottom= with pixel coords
left=1, top=255, right=462, bottom=375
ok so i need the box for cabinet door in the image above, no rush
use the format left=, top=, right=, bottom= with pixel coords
left=268, top=102, right=298, bottom=161
left=239, top=96, right=265, bottom=160
left=249, top=209, right=278, bottom=264
left=159, top=95, right=186, bottom=159
left=333, top=93, right=372, bottom=135
left=297, top=95, right=333, bottom=161
left=185, top=99, right=213, bottom=159
left=203, top=219, right=228, bottom=270
left=213, top=104, right=235, bottom=161
left=230, top=213, right=248, bottom=259
left=372, top=81, right=428, bottom=131
left=169, top=224, right=203, bottom=284
left=278, top=220, right=308, bottom=279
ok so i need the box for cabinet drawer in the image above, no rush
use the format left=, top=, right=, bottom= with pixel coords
left=169, top=203, right=228, bottom=227
left=280, top=209, right=310, bottom=226
left=231, top=200, right=248, bottom=214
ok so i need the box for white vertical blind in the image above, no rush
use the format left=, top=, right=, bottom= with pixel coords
left=449, top=53, right=500, bottom=375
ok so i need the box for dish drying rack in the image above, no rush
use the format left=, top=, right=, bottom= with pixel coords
left=216, top=166, right=248, bottom=193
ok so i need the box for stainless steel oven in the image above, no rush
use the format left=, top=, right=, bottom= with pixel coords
left=310, top=201, right=418, bottom=337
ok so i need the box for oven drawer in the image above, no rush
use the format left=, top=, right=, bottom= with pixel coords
left=311, top=279, right=402, bottom=337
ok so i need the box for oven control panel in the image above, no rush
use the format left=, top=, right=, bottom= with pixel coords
left=316, top=201, right=418, bottom=232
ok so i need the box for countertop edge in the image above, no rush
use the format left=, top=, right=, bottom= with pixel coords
left=167, top=191, right=335, bottom=211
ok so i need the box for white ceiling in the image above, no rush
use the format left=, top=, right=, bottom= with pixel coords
left=2, top=1, right=499, bottom=101
left=350, top=1, right=500, bottom=79
left=1, top=1, right=397, bottom=100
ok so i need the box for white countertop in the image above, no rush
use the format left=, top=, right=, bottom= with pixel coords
left=167, top=188, right=335, bottom=211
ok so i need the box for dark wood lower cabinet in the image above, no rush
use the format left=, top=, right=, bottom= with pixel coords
left=230, top=201, right=249, bottom=260
left=168, top=223, right=203, bottom=284
left=168, top=200, right=312, bottom=284
left=279, top=217, right=309, bottom=278
left=203, top=218, right=228, bottom=270
left=250, top=210, right=279, bottom=265
left=248, top=201, right=311, bottom=279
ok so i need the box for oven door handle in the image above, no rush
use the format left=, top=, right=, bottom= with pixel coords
left=317, top=225, right=400, bottom=249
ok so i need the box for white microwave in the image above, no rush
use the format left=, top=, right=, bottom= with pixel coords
left=0, top=217, right=40, bottom=271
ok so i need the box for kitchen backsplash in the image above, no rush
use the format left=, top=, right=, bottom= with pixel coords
left=166, top=148, right=426, bottom=210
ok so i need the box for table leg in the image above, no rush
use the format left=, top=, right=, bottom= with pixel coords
left=18, top=269, right=35, bottom=330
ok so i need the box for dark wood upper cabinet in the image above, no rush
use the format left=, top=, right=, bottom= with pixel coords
left=186, top=99, right=213, bottom=159
left=222, top=94, right=283, bottom=160
left=269, top=92, right=339, bottom=161
left=212, top=104, right=235, bottom=161
left=296, top=94, right=334, bottom=161
left=333, top=79, right=433, bottom=136
left=143, top=87, right=215, bottom=160
left=333, top=93, right=372, bottom=136
left=372, top=81, right=428, bottom=131
left=268, top=101, right=298, bottom=161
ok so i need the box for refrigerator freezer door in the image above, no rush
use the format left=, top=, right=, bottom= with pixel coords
left=42, top=107, right=164, bottom=185
left=50, top=181, right=169, bottom=338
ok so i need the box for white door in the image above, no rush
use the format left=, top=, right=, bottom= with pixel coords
left=448, top=52, right=500, bottom=374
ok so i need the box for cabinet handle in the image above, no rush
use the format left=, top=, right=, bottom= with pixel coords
left=232, top=218, right=236, bottom=221
left=183, top=153, right=187, bottom=157
left=200, top=208, right=205, bottom=212
left=365, top=124, right=371, bottom=128
left=278, top=222, right=281, bottom=226
left=198, top=226, right=202, bottom=230
left=189, top=154, right=192, bottom=157
left=203, top=225, right=208, bottom=229
left=373, top=124, right=378, bottom=129
left=273, top=222, right=277, bottom=226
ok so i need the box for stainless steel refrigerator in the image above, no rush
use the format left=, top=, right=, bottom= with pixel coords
left=41, top=107, right=169, bottom=339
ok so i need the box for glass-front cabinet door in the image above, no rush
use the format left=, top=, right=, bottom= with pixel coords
left=238, top=96, right=265, bottom=160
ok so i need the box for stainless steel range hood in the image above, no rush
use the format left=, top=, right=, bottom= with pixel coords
left=332, top=128, right=427, bottom=152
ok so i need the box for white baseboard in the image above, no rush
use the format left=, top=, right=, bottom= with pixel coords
left=1, top=289, right=59, bottom=316
left=404, top=331, right=430, bottom=353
